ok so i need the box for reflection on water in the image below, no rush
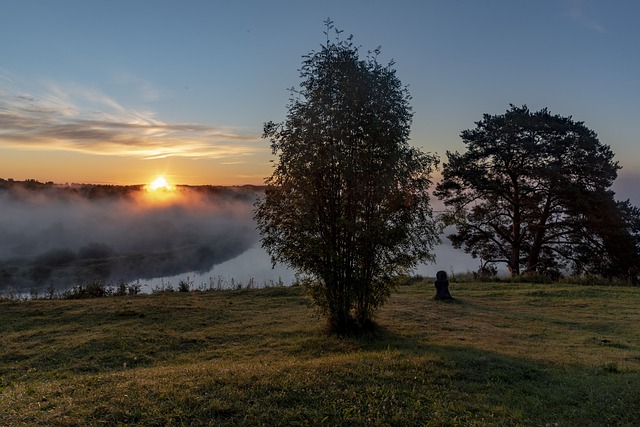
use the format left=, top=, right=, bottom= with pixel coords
left=1, top=239, right=482, bottom=297
left=139, top=239, right=481, bottom=292
left=139, top=244, right=297, bottom=291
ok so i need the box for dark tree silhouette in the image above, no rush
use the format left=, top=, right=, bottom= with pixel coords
left=435, top=105, right=638, bottom=278
left=572, top=196, right=640, bottom=278
left=255, top=20, right=439, bottom=333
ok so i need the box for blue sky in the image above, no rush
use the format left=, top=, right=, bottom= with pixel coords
left=1, top=0, right=638, bottom=204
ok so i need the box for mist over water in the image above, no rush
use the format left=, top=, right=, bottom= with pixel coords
left=141, top=245, right=297, bottom=291
left=141, top=239, right=479, bottom=292
left=0, top=181, right=480, bottom=294
left=0, top=183, right=262, bottom=293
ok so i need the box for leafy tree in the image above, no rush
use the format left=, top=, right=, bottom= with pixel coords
left=572, top=196, right=640, bottom=278
left=435, top=104, right=638, bottom=277
left=255, top=20, right=439, bottom=333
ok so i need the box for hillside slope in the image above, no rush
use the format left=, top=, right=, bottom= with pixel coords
left=1, top=282, right=639, bottom=426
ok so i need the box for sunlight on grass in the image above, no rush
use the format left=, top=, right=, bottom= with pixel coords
left=1, top=283, right=639, bottom=425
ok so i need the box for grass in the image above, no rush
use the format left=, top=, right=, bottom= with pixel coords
left=1, top=281, right=639, bottom=426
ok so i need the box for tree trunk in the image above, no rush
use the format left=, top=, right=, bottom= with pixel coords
left=509, top=228, right=521, bottom=275
left=526, top=195, right=553, bottom=274
left=510, top=179, right=522, bottom=276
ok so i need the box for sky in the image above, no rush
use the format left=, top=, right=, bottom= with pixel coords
left=1, top=0, right=639, bottom=204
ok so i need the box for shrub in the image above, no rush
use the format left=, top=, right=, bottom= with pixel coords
left=64, top=281, right=109, bottom=299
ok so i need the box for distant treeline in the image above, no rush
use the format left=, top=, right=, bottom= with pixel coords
left=0, top=177, right=266, bottom=200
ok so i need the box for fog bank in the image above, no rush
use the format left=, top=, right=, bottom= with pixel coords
left=0, top=182, right=260, bottom=292
left=0, top=180, right=481, bottom=294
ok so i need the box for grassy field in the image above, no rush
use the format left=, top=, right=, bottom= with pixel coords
left=1, top=281, right=639, bottom=426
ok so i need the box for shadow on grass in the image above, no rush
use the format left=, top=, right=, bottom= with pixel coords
left=339, top=324, right=639, bottom=426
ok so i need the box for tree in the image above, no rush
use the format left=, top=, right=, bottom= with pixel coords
left=571, top=195, right=640, bottom=278
left=255, top=20, right=439, bottom=333
left=435, top=105, right=638, bottom=277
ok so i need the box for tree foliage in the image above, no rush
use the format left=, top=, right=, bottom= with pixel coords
left=255, top=20, right=439, bottom=333
left=435, top=105, right=639, bottom=278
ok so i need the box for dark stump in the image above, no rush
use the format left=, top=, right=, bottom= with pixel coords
left=434, top=270, right=453, bottom=300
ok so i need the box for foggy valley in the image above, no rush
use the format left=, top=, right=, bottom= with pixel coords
left=0, top=179, right=476, bottom=294
left=0, top=180, right=262, bottom=293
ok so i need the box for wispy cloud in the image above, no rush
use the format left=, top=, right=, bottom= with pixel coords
left=0, top=80, right=261, bottom=160
left=567, top=0, right=607, bottom=33
left=113, top=71, right=162, bottom=102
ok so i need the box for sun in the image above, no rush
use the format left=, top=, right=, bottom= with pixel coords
left=147, top=176, right=173, bottom=191
left=141, top=176, right=177, bottom=204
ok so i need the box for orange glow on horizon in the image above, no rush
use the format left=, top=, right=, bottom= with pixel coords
left=0, top=148, right=270, bottom=187
left=141, top=176, right=178, bottom=204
